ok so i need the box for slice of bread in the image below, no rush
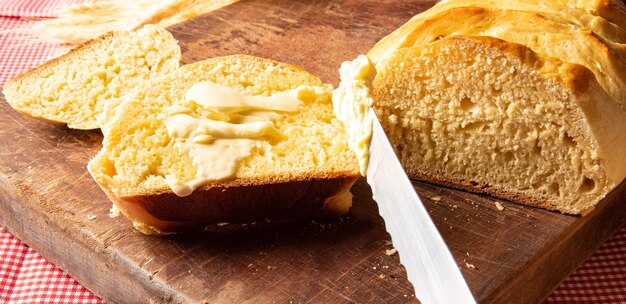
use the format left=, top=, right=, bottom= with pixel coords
left=2, top=25, right=180, bottom=130
left=368, top=7, right=626, bottom=112
left=369, top=35, right=626, bottom=214
left=88, top=55, right=360, bottom=234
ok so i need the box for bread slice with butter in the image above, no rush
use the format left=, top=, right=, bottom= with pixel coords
left=88, top=55, right=360, bottom=234
left=2, top=25, right=180, bottom=130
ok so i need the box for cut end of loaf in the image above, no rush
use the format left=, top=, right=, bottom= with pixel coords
left=2, top=25, right=180, bottom=130
left=88, top=55, right=360, bottom=233
left=372, top=36, right=626, bottom=214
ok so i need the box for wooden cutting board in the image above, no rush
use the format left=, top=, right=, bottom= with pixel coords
left=1, top=1, right=625, bottom=303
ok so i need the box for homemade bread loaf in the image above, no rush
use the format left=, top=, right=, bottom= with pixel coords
left=88, top=55, right=360, bottom=234
left=369, top=6, right=626, bottom=111
left=2, top=25, right=180, bottom=130
left=369, top=35, right=626, bottom=214
left=360, top=0, right=626, bottom=214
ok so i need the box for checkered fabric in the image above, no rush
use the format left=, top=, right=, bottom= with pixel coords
left=0, top=0, right=77, bottom=17
left=0, top=1, right=625, bottom=303
left=0, top=0, right=76, bottom=87
left=0, top=227, right=104, bottom=303
left=544, top=228, right=626, bottom=303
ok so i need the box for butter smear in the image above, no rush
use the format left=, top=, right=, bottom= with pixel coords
left=332, top=54, right=376, bottom=176
left=163, top=82, right=317, bottom=197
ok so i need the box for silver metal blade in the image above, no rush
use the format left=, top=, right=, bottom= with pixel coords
left=366, top=108, right=475, bottom=304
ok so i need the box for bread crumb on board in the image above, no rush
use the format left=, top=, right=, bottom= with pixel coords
left=87, top=214, right=97, bottom=220
left=109, top=205, right=121, bottom=218
left=385, top=248, right=398, bottom=256
left=431, top=195, right=442, bottom=202
left=495, top=202, right=504, bottom=211
left=465, top=262, right=476, bottom=269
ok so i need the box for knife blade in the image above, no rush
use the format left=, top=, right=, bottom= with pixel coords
left=366, top=108, right=475, bottom=304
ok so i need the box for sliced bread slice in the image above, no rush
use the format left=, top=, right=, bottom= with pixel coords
left=88, top=55, right=360, bottom=234
left=369, top=35, right=626, bottom=214
left=2, top=25, right=180, bottom=130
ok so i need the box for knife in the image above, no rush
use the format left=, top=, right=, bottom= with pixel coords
left=367, top=108, right=475, bottom=304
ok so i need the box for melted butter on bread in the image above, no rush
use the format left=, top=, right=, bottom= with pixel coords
left=163, top=82, right=326, bottom=196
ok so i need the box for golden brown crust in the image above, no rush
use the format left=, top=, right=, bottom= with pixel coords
left=108, top=174, right=358, bottom=235
left=407, top=169, right=576, bottom=214
left=367, top=5, right=626, bottom=112
left=576, top=0, right=626, bottom=29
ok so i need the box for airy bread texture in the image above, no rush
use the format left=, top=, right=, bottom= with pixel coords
left=2, top=25, right=180, bottom=130
left=371, top=35, right=626, bottom=214
left=88, top=55, right=360, bottom=234
left=364, top=0, right=626, bottom=214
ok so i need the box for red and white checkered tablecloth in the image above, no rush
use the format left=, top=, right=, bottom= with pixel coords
left=1, top=1, right=625, bottom=303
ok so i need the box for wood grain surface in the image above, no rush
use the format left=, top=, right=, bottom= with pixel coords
left=1, top=1, right=625, bottom=303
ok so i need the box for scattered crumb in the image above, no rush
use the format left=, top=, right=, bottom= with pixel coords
left=466, top=252, right=470, bottom=256
left=109, top=205, right=120, bottom=218
left=385, top=248, right=398, bottom=256
left=378, top=274, right=386, bottom=279
left=267, top=266, right=276, bottom=271
left=383, top=265, right=389, bottom=269
left=465, top=262, right=476, bottom=269
left=247, top=263, right=253, bottom=268
left=27, top=166, right=32, bottom=169
left=452, top=205, right=458, bottom=209
left=87, top=214, right=97, bottom=220
left=404, top=294, right=408, bottom=298
left=216, top=222, right=229, bottom=226
left=372, top=266, right=377, bottom=270
left=431, top=196, right=442, bottom=202
left=495, top=202, right=504, bottom=211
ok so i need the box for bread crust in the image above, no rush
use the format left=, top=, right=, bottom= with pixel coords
left=407, top=169, right=567, bottom=213
left=105, top=174, right=358, bottom=235
left=369, top=6, right=626, bottom=112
